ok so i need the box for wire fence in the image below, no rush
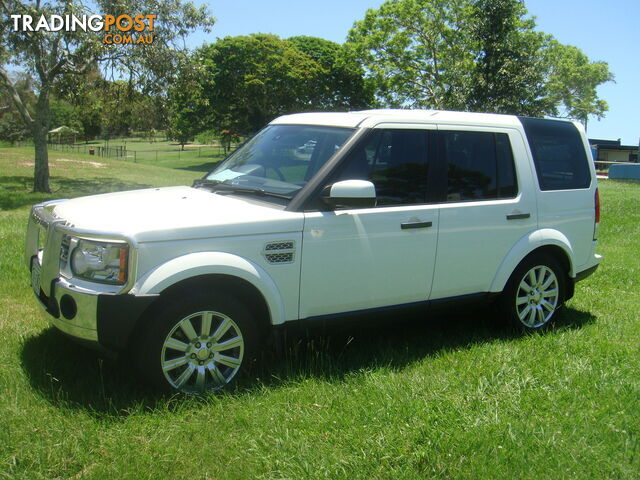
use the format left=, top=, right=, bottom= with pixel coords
left=43, top=142, right=237, bottom=163
left=47, top=143, right=127, bottom=158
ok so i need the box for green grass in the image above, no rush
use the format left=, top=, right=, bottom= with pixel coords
left=1, top=147, right=639, bottom=479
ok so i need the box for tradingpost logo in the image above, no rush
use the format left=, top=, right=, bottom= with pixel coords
left=10, top=13, right=157, bottom=44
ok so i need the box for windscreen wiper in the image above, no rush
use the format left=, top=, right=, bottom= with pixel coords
left=192, top=178, right=221, bottom=189
left=192, top=179, right=292, bottom=200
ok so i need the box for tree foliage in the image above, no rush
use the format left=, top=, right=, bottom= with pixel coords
left=177, top=34, right=374, bottom=136
left=347, top=0, right=612, bottom=122
left=545, top=41, right=614, bottom=126
left=195, top=34, right=323, bottom=135
left=167, top=59, right=207, bottom=148
left=288, top=35, right=373, bottom=110
left=468, top=0, right=552, bottom=115
left=0, top=71, right=33, bottom=143
left=347, top=0, right=475, bottom=109
left=53, top=65, right=167, bottom=138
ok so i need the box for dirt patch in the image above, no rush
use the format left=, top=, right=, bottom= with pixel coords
left=17, top=158, right=105, bottom=168
left=55, top=158, right=106, bottom=168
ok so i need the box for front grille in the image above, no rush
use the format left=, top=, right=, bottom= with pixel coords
left=60, top=236, right=70, bottom=262
left=263, top=241, right=295, bottom=264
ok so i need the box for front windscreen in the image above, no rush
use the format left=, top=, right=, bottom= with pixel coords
left=206, top=125, right=355, bottom=197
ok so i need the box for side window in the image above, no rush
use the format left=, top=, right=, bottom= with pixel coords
left=495, top=133, right=518, bottom=198
left=519, top=117, right=591, bottom=190
left=441, top=131, right=517, bottom=202
left=333, top=129, right=429, bottom=206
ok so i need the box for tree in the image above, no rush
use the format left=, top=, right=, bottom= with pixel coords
left=0, top=71, right=33, bottom=143
left=347, top=0, right=612, bottom=121
left=0, top=0, right=214, bottom=192
left=195, top=34, right=323, bottom=135
left=167, top=60, right=207, bottom=149
left=288, top=36, right=373, bottom=110
left=53, top=64, right=106, bottom=139
left=347, top=0, right=474, bottom=109
left=188, top=34, right=373, bottom=136
left=54, top=66, right=168, bottom=138
left=468, top=0, right=552, bottom=115
left=544, top=41, right=614, bottom=127
left=49, top=98, right=82, bottom=133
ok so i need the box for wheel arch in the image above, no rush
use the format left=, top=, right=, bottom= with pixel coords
left=133, top=251, right=285, bottom=327
left=490, top=229, right=575, bottom=294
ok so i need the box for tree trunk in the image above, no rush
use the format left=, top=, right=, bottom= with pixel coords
left=32, top=92, right=51, bottom=193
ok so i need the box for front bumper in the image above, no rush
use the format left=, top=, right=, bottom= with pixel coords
left=26, top=201, right=156, bottom=351
left=31, top=274, right=157, bottom=351
left=48, top=277, right=101, bottom=343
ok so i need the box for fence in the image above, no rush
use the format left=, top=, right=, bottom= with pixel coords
left=47, top=142, right=128, bottom=159
left=594, top=160, right=639, bottom=174
left=13, top=140, right=240, bottom=165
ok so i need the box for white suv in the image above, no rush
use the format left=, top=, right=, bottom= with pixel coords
left=25, top=110, right=601, bottom=393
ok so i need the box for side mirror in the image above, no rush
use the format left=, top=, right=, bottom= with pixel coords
left=322, top=180, right=377, bottom=209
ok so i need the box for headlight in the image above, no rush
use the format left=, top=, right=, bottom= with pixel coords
left=70, top=239, right=129, bottom=284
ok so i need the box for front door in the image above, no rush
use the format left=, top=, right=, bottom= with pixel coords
left=299, top=127, right=439, bottom=319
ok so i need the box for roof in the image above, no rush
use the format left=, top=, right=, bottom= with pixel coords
left=49, top=125, right=79, bottom=134
left=589, top=138, right=621, bottom=147
left=596, top=145, right=637, bottom=152
left=270, top=109, right=558, bottom=130
left=589, top=138, right=637, bottom=151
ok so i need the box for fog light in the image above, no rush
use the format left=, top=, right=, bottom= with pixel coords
left=60, top=295, right=77, bottom=320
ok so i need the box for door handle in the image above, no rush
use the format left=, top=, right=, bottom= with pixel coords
left=506, top=213, right=530, bottom=220
left=401, top=221, right=433, bottom=230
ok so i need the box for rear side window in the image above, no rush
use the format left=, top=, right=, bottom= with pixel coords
left=519, top=117, right=591, bottom=190
left=440, top=131, right=518, bottom=202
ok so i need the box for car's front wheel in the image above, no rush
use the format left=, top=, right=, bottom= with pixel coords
left=500, top=253, right=566, bottom=330
left=137, top=291, right=259, bottom=394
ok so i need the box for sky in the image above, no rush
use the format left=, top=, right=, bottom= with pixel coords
left=188, top=0, right=639, bottom=145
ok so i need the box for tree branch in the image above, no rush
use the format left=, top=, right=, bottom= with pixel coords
left=0, top=66, right=34, bottom=126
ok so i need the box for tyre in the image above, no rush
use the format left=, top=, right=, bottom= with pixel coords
left=500, top=253, right=566, bottom=330
left=136, top=291, right=260, bottom=394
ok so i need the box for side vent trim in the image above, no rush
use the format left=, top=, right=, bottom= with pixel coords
left=263, top=241, right=295, bottom=264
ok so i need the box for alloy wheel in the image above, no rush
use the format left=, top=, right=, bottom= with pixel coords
left=160, top=310, right=244, bottom=393
left=515, top=265, right=559, bottom=328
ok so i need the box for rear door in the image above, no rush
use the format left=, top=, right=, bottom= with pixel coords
left=429, top=126, right=538, bottom=300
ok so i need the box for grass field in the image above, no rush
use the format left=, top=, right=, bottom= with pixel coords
left=0, top=147, right=638, bottom=479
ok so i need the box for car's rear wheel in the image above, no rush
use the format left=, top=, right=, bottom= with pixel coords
left=500, top=253, right=566, bottom=330
left=137, top=291, right=259, bottom=394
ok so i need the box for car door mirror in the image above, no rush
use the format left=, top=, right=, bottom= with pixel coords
left=322, top=180, right=377, bottom=209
